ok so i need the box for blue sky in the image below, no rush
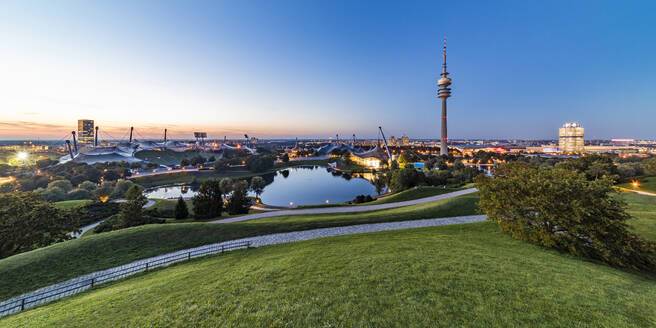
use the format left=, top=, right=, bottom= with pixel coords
left=0, top=0, right=654, bottom=140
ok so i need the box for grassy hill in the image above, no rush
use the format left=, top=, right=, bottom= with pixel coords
left=0, top=193, right=479, bottom=300
left=622, top=192, right=656, bottom=241
left=618, top=176, right=656, bottom=194
left=3, top=222, right=655, bottom=327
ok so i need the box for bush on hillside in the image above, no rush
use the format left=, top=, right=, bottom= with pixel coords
left=475, top=162, right=656, bottom=272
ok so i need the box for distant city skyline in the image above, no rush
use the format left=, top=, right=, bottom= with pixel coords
left=1, top=1, right=655, bottom=140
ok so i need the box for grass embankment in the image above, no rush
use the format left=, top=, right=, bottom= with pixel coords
left=297, top=185, right=471, bottom=208
left=4, top=221, right=656, bottom=327
left=53, top=200, right=93, bottom=209
left=130, top=169, right=256, bottom=188
left=134, top=149, right=216, bottom=166
left=0, top=193, right=479, bottom=301
left=618, top=176, right=656, bottom=194
left=622, top=192, right=656, bottom=241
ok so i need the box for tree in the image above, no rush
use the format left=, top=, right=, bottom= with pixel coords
left=0, top=192, right=78, bottom=258
left=192, top=179, right=223, bottom=219
left=43, top=186, right=67, bottom=202
left=47, top=179, right=74, bottom=193
left=67, top=189, right=94, bottom=200
left=250, top=176, right=266, bottom=199
left=644, top=158, right=656, bottom=176
left=475, top=162, right=656, bottom=272
left=372, top=173, right=387, bottom=195
left=180, top=158, right=190, bottom=167
left=389, top=167, right=425, bottom=192
left=78, top=181, right=98, bottom=192
left=281, top=153, right=289, bottom=163
left=174, top=196, right=189, bottom=220
left=213, top=158, right=230, bottom=172
left=111, top=180, right=135, bottom=199
left=219, top=178, right=233, bottom=195
left=115, top=185, right=148, bottom=228
left=227, top=180, right=250, bottom=214
left=245, top=155, right=274, bottom=173
left=190, top=155, right=206, bottom=166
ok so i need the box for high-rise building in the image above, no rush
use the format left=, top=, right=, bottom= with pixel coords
left=77, top=119, right=94, bottom=144
left=437, top=37, right=452, bottom=156
left=389, top=136, right=397, bottom=147
left=559, top=122, right=585, bottom=153
left=401, top=135, right=410, bottom=146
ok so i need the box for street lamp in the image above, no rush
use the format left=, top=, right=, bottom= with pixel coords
left=632, top=181, right=639, bottom=189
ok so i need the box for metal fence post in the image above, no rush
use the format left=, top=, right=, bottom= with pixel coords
left=221, top=245, right=224, bottom=253
left=20, top=298, right=25, bottom=311
left=145, top=262, right=149, bottom=272
left=91, top=278, right=95, bottom=288
left=188, top=252, right=191, bottom=260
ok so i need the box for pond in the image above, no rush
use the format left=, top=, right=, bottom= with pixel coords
left=144, top=166, right=380, bottom=207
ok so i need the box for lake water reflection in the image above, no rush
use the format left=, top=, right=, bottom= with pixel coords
left=144, top=166, right=379, bottom=207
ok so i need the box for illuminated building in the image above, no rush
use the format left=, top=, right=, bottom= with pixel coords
left=401, top=135, right=410, bottom=146
left=77, top=119, right=94, bottom=144
left=558, top=122, right=585, bottom=153
left=389, top=136, right=397, bottom=147
left=437, top=37, right=452, bottom=156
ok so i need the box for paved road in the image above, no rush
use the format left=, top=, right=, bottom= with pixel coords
left=1, top=214, right=486, bottom=315
left=212, top=188, right=478, bottom=223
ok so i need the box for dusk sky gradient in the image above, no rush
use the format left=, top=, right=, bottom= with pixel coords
left=1, top=0, right=655, bottom=140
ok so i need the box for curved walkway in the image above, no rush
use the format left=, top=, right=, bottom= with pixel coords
left=212, top=188, right=478, bottom=223
left=0, top=214, right=486, bottom=317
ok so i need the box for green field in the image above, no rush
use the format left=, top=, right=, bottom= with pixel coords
left=622, top=192, right=656, bottom=241
left=619, top=176, right=656, bottom=194
left=53, top=199, right=94, bottom=209
left=134, top=149, right=217, bottom=166
left=4, top=221, right=655, bottom=327
left=130, top=168, right=257, bottom=188
left=297, top=186, right=468, bottom=209
left=0, top=193, right=479, bottom=300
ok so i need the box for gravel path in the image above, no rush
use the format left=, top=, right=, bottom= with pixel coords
left=212, top=188, right=478, bottom=223
left=1, top=214, right=486, bottom=316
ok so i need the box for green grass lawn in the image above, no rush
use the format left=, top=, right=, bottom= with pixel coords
left=134, top=149, right=217, bottom=166
left=3, top=221, right=655, bottom=327
left=297, top=186, right=468, bottom=208
left=621, top=192, right=656, bottom=241
left=366, top=186, right=465, bottom=205
left=130, top=168, right=256, bottom=188
left=53, top=199, right=93, bottom=209
left=618, top=176, right=656, bottom=194
left=0, top=193, right=479, bottom=301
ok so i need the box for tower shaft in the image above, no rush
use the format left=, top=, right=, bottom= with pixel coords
left=441, top=98, right=447, bottom=155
